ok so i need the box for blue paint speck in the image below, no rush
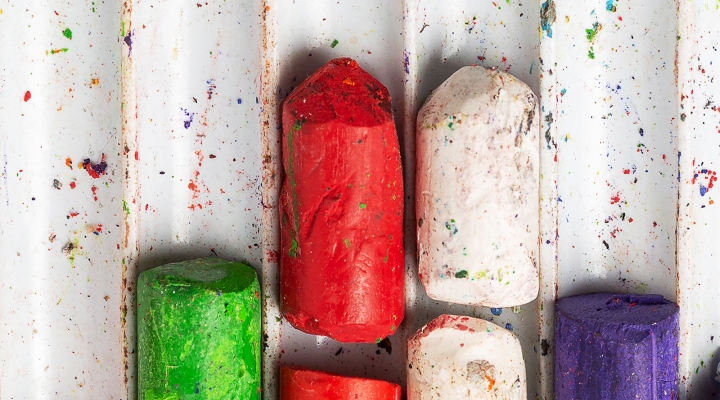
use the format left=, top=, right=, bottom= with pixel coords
left=237, top=98, right=242, bottom=104
left=700, top=185, right=708, bottom=196
left=491, top=308, right=503, bottom=316
left=505, top=323, right=514, bottom=331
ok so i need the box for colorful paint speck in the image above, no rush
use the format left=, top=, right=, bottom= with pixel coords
left=331, top=39, right=339, bottom=48
left=63, top=28, right=73, bottom=39
left=606, top=0, right=617, bottom=12
left=586, top=22, right=601, bottom=59
left=540, top=0, right=556, bottom=38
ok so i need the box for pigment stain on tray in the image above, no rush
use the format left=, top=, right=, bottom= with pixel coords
left=80, top=154, right=108, bottom=179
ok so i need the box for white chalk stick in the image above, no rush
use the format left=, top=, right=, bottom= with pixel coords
left=407, top=314, right=526, bottom=400
left=416, top=66, right=539, bottom=307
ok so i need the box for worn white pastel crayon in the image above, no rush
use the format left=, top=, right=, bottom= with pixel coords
left=416, top=66, right=539, bottom=307
left=407, top=314, right=526, bottom=400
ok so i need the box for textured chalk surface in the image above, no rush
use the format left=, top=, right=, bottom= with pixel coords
left=280, top=366, right=401, bottom=399
left=407, top=314, right=526, bottom=400
left=554, top=293, right=679, bottom=399
left=416, top=66, right=539, bottom=307
left=280, top=57, right=404, bottom=343
left=138, top=258, right=261, bottom=399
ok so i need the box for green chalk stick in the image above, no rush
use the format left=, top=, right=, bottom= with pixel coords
left=138, top=257, right=261, bottom=400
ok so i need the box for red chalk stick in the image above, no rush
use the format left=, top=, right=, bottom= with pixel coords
left=280, top=58, right=404, bottom=343
left=280, top=367, right=401, bottom=400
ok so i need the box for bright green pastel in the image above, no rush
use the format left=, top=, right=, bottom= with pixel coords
left=138, top=257, right=261, bottom=400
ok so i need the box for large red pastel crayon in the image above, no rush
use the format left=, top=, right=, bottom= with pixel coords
left=280, top=366, right=401, bottom=400
left=280, top=58, right=404, bottom=343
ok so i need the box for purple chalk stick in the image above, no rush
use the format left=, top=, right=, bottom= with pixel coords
left=554, top=293, right=679, bottom=400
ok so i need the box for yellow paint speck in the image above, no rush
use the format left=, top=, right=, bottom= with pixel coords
left=565, top=15, right=570, bottom=23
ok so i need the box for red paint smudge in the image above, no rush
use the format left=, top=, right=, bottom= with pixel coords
left=628, top=218, right=634, bottom=223
left=134, top=151, right=139, bottom=161
left=69, top=212, right=79, bottom=218
left=623, top=169, right=630, bottom=174
left=653, top=221, right=657, bottom=227
left=618, top=16, right=623, bottom=21
left=610, top=192, right=621, bottom=205
left=501, top=56, right=507, bottom=63
left=266, top=249, right=279, bottom=264
left=69, top=181, right=76, bottom=189
left=24, top=91, right=32, bottom=102
left=95, top=224, right=103, bottom=232
left=554, top=153, right=558, bottom=162
left=662, top=154, right=666, bottom=161
left=91, top=185, right=98, bottom=201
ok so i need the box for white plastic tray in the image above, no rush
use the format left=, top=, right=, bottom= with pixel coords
left=1, top=0, right=718, bottom=398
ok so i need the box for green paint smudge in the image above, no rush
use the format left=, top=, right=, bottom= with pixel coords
left=586, top=22, right=601, bottom=59
left=331, top=39, right=339, bottom=48
left=122, top=200, right=131, bottom=215
left=63, top=28, right=73, bottom=39
left=586, top=22, right=601, bottom=42
left=455, top=270, right=468, bottom=279
left=343, top=238, right=351, bottom=248
left=289, top=239, right=298, bottom=258
left=49, top=48, right=69, bottom=54
left=359, top=203, right=367, bottom=209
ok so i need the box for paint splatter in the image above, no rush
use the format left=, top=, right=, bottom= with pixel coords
left=23, top=91, right=31, bottom=102
left=48, top=48, right=69, bottom=55
left=124, top=31, right=133, bottom=56
left=605, top=0, right=617, bottom=12
left=206, top=79, right=216, bottom=100
left=81, top=154, right=108, bottom=179
left=52, top=179, right=62, bottom=190
left=91, top=185, right=98, bottom=201
left=331, top=39, right=339, bottom=48
left=540, top=0, right=556, bottom=38
left=586, top=22, right=602, bottom=59
left=403, top=50, right=410, bottom=74
left=691, top=167, right=717, bottom=197
left=237, top=98, right=242, bottom=104
left=491, top=308, right=503, bottom=316
left=181, top=108, right=195, bottom=129
left=63, top=28, right=73, bottom=39
left=445, top=219, right=458, bottom=235
left=610, top=192, right=621, bottom=205
left=69, top=181, right=77, bottom=189
left=65, top=157, right=73, bottom=169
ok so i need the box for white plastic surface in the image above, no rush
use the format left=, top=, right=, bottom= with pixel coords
left=1, top=0, right=719, bottom=399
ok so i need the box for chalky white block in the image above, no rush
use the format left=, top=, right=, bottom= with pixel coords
left=416, top=66, right=539, bottom=307
left=407, top=314, right=526, bottom=400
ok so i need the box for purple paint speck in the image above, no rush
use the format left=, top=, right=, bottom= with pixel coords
left=403, top=50, right=410, bottom=74
left=180, top=108, right=195, bottom=129
left=124, top=31, right=133, bottom=56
